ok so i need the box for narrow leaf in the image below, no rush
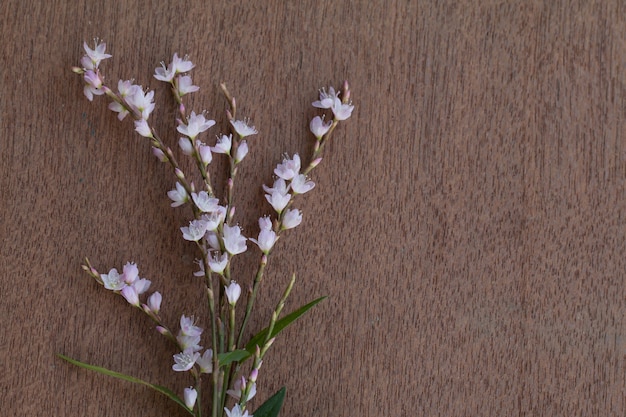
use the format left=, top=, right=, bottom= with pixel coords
left=253, top=387, right=286, bottom=417
left=245, top=296, right=326, bottom=353
left=218, top=349, right=251, bottom=366
left=57, top=354, right=193, bottom=415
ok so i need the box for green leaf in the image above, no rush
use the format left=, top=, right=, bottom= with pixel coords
left=218, top=349, right=251, bottom=366
left=57, top=353, right=193, bottom=416
left=245, top=296, right=326, bottom=353
left=253, top=387, right=286, bottom=417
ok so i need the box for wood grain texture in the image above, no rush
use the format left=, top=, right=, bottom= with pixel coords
left=2, top=0, right=626, bottom=416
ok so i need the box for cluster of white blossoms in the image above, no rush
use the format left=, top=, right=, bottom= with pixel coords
left=72, top=39, right=353, bottom=417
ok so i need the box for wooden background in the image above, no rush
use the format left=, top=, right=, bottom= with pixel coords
left=2, top=0, right=625, bottom=415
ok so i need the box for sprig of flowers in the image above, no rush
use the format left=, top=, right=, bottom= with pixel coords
left=65, top=39, right=354, bottom=417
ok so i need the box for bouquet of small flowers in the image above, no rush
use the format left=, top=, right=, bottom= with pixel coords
left=60, top=40, right=354, bottom=417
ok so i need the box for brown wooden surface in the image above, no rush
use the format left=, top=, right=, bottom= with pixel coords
left=2, top=0, right=626, bottom=416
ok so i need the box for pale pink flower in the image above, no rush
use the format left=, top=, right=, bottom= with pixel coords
left=231, top=119, right=258, bottom=137
left=177, top=111, right=215, bottom=139
left=208, top=252, right=228, bottom=274
left=131, top=278, right=151, bottom=295
left=282, top=208, right=302, bottom=229
left=196, top=349, right=213, bottom=373
left=212, top=134, right=232, bottom=154
left=274, top=154, right=301, bottom=180
left=82, top=70, right=104, bottom=101
left=310, top=115, right=332, bottom=138
left=168, top=182, right=188, bottom=207
left=198, top=142, right=212, bottom=164
left=147, top=292, right=162, bottom=313
left=225, top=281, right=241, bottom=305
left=109, top=101, right=129, bottom=120
left=184, top=387, right=197, bottom=410
left=235, top=140, right=249, bottom=163
left=180, top=315, right=203, bottom=337
left=152, top=147, right=167, bottom=162
left=227, top=378, right=256, bottom=402
left=176, top=75, right=199, bottom=96
left=312, top=86, right=339, bottom=109
left=172, top=348, right=200, bottom=372
left=134, top=119, right=152, bottom=137
left=223, top=224, right=247, bottom=255
left=125, top=87, right=155, bottom=120
left=290, top=174, right=315, bottom=194
left=205, top=232, right=221, bottom=251
left=154, top=53, right=194, bottom=82
left=121, top=286, right=140, bottom=306
left=121, top=262, right=139, bottom=284
left=177, top=334, right=202, bottom=351
left=331, top=97, right=354, bottom=121
left=191, top=191, right=220, bottom=213
left=181, top=219, right=208, bottom=241
left=82, top=40, right=112, bottom=69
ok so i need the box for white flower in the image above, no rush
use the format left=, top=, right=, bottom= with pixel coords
left=168, top=182, right=188, bottom=207
left=212, top=134, right=232, bottom=154
left=152, top=147, right=167, bottom=162
left=184, top=387, right=197, bottom=410
left=191, top=191, right=220, bottom=213
left=177, top=111, right=215, bottom=139
left=225, top=281, right=241, bottom=305
left=179, top=137, right=194, bottom=155
left=310, top=115, right=332, bottom=138
left=250, top=228, right=277, bottom=254
left=231, top=119, right=258, bottom=137
left=282, top=209, right=302, bottom=229
left=258, top=216, right=273, bottom=231
left=201, top=211, right=223, bottom=232
left=101, top=268, right=125, bottom=291
left=235, top=140, right=249, bottom=163
left=208, top=252, right=228, bottom=274
left=134, top=119, right=152, bottom=137
left=265, top=191, right=291, bottom=213
left=172, top=348, right=200, bottom=372
left=274, top=154, right=301, bottom=180
left=196, top=349, right=213, bottom=373
left=223, top=224, right=247, bottom=255
left=224, top=404, right=251, bottom=417
left=181, top=219, right=208, bottom=241
left=290, top=174, right=315, bottom=194
left=262, top=178, right=289, bottom=196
